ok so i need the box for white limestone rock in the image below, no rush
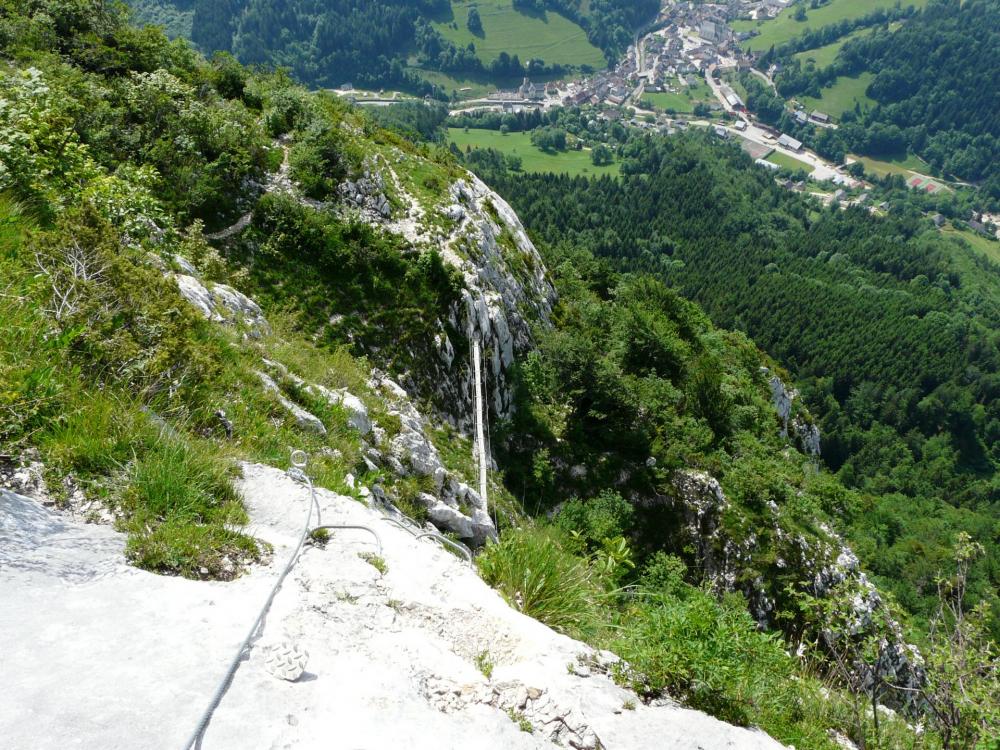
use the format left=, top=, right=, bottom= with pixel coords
left=1, top=474, right=792, bottom=750
left=256, top=371, right=327, bottom=435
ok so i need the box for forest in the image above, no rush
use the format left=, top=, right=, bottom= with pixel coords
left=455, top=129, right=1000, bottom=638
left=765, top=0, right=999, bottom=185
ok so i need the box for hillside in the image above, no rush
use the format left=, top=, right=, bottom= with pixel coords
left=124, top=0, right=658, bottom=95
left=753, top=0, right=999, bottom=188
left=460, top=126, right=1000, bottom=640
left=1, top=2, right=999, bottom=749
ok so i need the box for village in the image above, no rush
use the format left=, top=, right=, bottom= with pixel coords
left=335, top=1, right=994, bottom=229
left=442, top=0, right=871, bottom=203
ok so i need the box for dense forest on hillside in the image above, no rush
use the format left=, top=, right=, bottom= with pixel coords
left=459, top=131, right=1000, bottom=635
left=766, top=0, right=999, bottom=185
left=126, top=0, right=657, bottom=93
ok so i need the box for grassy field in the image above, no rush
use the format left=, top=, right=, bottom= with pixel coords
left=431, top=0, right=605, bottom=69
left=793, top=21, right=902, bottom=69
left=799, top=72, right=874, bottom=117
left=732, top=0, right=928, bottom=52
left=448, top=127, right=619, bottom=177
left=851, top=152, right=926, bottom=178
left=641, top=79, right=715, bottom=113
left=942, top=226, right=1000, bottom=265
left=793, top=26, right=867, bottom=68
left=766, top=150, right=812, bottom=173
left=410, top=68, right=524, bottom=99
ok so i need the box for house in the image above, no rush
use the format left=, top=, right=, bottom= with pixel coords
left=713, top=124, right=729, bottom=138
left=930, top=213, right=945, bottom=227
left=833, top=189, right=846, bottom=202
left=700, top=20, right=724, bottom=44
left=794, top=110, right=808, bottom=125
left=777, top=133, right=802, bottom=151
left=734, top=119, right=748, bottom=131
left=969, top=220, right=989, bottom=235
left=810, top=110, right=830, bottom=124
left=518, top=77, right=545, bottom=101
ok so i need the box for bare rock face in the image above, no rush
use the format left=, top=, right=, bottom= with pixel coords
left=173, top=272, right=269, bottom=334
left=368, top=371, right=496, bottom=545
left=440, top=175, right=555, bottom=424
left=342, top=156, right=556, bottom=431
left=765, top=370, right=821, bottom=456
left=0, top=469, right=792, bottom=750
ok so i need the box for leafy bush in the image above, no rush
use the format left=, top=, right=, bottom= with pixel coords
left=477, top=526, right=601, bottom=638
left=553, top=489, right=634, bottom=549
left=289, top=118, right=349, bottom=200
left=613, top=559, right=815, bottom=742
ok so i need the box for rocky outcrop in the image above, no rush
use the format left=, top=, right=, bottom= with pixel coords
left=0, top=467, right=791, bottom=750
left=766, top=370, right=820, bottom=457
left=342, top=153, right=556, bottom=429
left=671, top=468, right=924, bottom=710
left=174, top=272, right=269, bottom=334
left=437, top=175, right=555, bottom=423
left=367, top=370, right=496, bottom=544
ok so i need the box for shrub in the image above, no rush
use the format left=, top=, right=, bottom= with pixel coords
left=553, top=489, right=634, bottom=549
left=612, top=566, right=814, bottom=741
left=477, top=526, right=601, bottom=638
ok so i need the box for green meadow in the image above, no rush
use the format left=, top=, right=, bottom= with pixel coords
left=448, top=127, right=619, bottom=177
left=732, top=0, right=929, bottom=52
left=766, top=150, right=812, bottom=173
left=799, top=72, right=875, bottom=117
left=431, top=0, right=605, bottom=69
left=641, top=79, right=715, bottom=113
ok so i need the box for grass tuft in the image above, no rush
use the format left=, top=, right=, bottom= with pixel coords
left=477, top=526, right=601, bottom=639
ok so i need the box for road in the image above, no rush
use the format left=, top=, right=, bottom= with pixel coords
left=703, top=66, right=856, bottom=185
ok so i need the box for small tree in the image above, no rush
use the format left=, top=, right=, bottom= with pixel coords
left=467, top=6, right=483, bottom=35
left=914, top=534, right=1000, bottom=749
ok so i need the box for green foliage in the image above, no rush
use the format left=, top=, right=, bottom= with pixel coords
left=506, top=707, right=533, bottom=733
left=289, top=118, right=349, bottom=200
left=474, top=129, right=1000, bottom=637
left=553, top=490, right=634, bottom=547
left=474, top=649, right=495, bottom=679
left=359, top=552, right=388, bottom=575
left=477, top=526, right=602, bottom=638
left=613, top=588, right=803, bottom=729
left=769, top=0, right=999, bottom=181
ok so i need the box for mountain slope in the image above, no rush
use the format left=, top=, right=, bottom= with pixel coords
left=1, top=3, right=997, bottom=748
left=124, top=0, right=658, bottom=94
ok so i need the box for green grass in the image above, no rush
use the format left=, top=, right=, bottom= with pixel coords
left=409, top=68, right=530, bottom=100
left=792, top=22, right=900, bottom=69
left=851, top=152, right=926, bottom=178
left=448, top=127, right=619, bottom=177
left=641, top=79, right=715, bottom=114
left=733, top=0, right=929, bottom=52
left=431, top=0, right=605, bottom=70
left=792, top=26, right=866, bottom=68
left=477, top=526, right=602, bottom=638
left=942, top=226, right=1000, bottom=265
left=799, top=72, right=874, bottom=118
left=766, top=150, right=812, bottom=173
